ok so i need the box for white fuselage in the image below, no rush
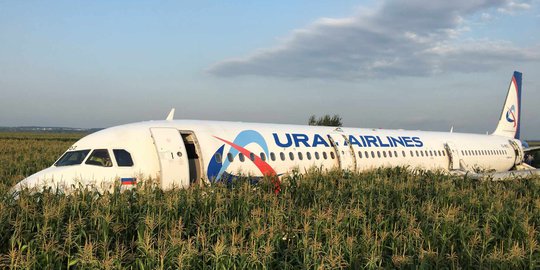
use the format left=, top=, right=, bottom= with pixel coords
left=14, top=120, right=523, bottom=192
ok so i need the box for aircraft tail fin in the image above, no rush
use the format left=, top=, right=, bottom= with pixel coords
left=492, top=71, right=522, bottom=139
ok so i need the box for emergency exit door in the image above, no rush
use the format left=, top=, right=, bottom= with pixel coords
left=150, top=128, right=190, bottom=189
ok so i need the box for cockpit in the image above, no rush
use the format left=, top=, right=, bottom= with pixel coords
left=55, top=149, right=134, bottom=167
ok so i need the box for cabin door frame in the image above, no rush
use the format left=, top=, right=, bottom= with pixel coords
left=150, top=127, right=190, bottom=189
left=508, top=140, right=523, bottom=165
left=444, top=142, right=461, bottom=170
left=179, top=131, right=205, bottom=185
left=327, top=133, right=357, bottom=171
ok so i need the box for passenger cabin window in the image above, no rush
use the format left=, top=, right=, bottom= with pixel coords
left=113, top=149, right=134, bottom=166
left=270, top=152, right=276, bottom=161
left=214, top=153, right=222, bottom=164
left=86, top=149, right=112, bottom=167
left=260, top=152, right=266, bottom=161
left=306, top=152, right=312, bottom=160
left=55, top=150, right=91, bottom=166
left=315, top=152, right=320, bottom=160
left=239, top=153, right=245, bottom=162
left=298, top=152, right=303, bottom=160
left=323, top=152, right=328, bottom=159
left=280, top=152, right=285, bottom=161
left=330, top=152, right=335, bottom=159
left=250, top=153, right=255, bottom=161
left=289, top=152, right=295, bottom=161
left=227, top=153, right=234, bottom=162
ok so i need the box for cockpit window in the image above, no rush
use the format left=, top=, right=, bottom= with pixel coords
left=55, top=150, right=91, bottom=166
left=85, top=149, right=113, bottom=167
left=113, top=149, right=134, bottom=167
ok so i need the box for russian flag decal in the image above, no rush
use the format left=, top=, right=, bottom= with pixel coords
left=121, top=177, right=137, bottom=185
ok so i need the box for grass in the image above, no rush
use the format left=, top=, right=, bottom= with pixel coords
left=1, top=132, right=540, bottom=269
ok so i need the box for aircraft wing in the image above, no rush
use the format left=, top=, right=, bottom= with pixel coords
left=524, top=146, right=540, bottom=153
left=452, top=168, right=540, bottom=180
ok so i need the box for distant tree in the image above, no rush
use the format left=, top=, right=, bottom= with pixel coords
left=308, top=114, right=343, bottom=127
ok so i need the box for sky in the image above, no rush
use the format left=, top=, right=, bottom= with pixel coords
left=1, top=0, right=539, bottom=139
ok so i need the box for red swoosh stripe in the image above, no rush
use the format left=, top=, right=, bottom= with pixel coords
left=214, top=136, right=276, bottom=176
left=214, top=136, right=281, bottom=194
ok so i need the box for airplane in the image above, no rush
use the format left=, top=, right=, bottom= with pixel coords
left=12, top=71, right=540, bottom=193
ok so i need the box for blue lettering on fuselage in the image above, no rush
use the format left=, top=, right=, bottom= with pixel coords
left=292, top=133, right=310, bottom=147
left=377, top=136, right=390, bottom=147
left=272, top=133, right=424, bottom=148
left=364, top=136, right=379, bottom=147
left=402, top=136, right=414, bottom=147
left=312, top=134, right=330, bottom=147
left=389, top=136, right=405, bottom=147
left=412, top=137, right=424, bottom=147
left=273, top=133, right=292, bottom=147
left=348, top=135, right=362, bottom=147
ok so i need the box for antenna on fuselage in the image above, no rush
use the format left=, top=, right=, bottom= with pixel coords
left=450, top=126, right=454, bottom=133
left=166, top=108, right=175, bottom=121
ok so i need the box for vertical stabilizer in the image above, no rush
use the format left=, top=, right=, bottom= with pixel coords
left=493, top=71, right=522, bottom=139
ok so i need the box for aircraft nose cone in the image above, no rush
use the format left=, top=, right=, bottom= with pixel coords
left=11, top=171, right=52, bottom=193
left=11, top=167, right=71, bottom=193
left=11, top=166, right=117, bottom=194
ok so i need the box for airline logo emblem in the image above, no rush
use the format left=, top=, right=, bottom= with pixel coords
left=207, top=130, right=277, bottom=182
left=505, top=105, right=517, bottom=127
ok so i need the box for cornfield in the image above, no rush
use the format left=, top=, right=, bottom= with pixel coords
left=1, top=132, right=540, bottom=269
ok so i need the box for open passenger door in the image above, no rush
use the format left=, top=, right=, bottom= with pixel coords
left=150, top=128, right=190, bottom=189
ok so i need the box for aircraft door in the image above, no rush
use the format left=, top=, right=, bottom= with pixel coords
left=150, top=127, right=190, bottom=189
left=444, top=142, right=462, bottom=170
left=509, top=140, right=523, bottom=165
left=327, top=133, right=357, bottom=171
